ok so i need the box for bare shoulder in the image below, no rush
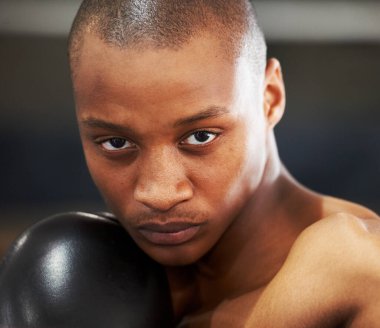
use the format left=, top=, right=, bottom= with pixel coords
left=321, top=195, right=379, bottom=222
left=291, top=197, right=380, bottom=274
left=293, top=210, right=380, bottom=277
left=247, top=207, right=380, bottom=327
left=295, top=198, right=380, bottom=272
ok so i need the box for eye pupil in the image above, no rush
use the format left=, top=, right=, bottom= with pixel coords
left=194, top=131, right=210, bottom=142
left=110, top=138, right=126, bottom=148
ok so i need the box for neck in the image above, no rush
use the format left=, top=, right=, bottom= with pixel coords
left=191, top=133, right=322, bottom=307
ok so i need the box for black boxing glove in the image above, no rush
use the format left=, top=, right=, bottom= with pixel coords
left=0, top=212, right=174, bottom=327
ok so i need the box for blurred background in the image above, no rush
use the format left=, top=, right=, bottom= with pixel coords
left=0, top=0, right=379, bottom=257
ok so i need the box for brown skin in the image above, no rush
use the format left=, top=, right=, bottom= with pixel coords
left=73, top=31, right=379, bottom=327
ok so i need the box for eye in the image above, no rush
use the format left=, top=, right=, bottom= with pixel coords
left=182, top=131, right=218, bottom=146
left=100, top=137, right=134, bottom=151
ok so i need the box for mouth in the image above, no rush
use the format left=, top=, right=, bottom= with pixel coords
left=137, top=221, right=202, bottom=246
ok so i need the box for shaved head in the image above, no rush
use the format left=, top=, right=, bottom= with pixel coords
left=68, top=0, right=267, bottom=78
left=70, top=0, right=286, bottom=267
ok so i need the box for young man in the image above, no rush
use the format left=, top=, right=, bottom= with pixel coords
left=67, top=0, right=378, bottom=326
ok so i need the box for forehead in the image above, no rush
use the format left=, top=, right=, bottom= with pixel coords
left=73, top=32, right=255, bottom=123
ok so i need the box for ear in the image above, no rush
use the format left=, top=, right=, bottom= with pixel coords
left=263, top=58, right=286, bottom=129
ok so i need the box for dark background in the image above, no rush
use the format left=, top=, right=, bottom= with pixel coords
left=0, top=1, right=379, bottom=256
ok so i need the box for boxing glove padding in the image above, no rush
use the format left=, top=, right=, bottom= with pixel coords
left=0, top=212, right=174, bottom=327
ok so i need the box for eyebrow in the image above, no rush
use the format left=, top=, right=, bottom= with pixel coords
left=80, top=106, right=229, bottom=132
left=173, top=106, right=229, bottom=127
left=80, top=118, right=135, bottom=134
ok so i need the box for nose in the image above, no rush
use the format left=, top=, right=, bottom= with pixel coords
left=133, top=147, right=193, bottom=212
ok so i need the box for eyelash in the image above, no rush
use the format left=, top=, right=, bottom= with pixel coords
left=180, top=130, right=220, bottom=147
left=95, top=137, right=136, bottom=152
left=94, top=129, right=221, bottom=153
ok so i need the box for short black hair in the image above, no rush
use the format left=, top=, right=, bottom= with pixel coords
left=68, top=0, right=267, bottom=77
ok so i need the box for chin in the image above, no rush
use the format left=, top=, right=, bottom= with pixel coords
left=141, top=243, right=205, bottom=267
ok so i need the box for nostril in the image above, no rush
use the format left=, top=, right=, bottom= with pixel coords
left=134, top=180, right=193, bottom=212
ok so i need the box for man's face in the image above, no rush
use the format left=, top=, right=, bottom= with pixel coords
left=73, top=32, right=269, bottom=266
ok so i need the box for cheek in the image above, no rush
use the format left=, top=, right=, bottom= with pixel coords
left=83, top=147, right=134, bottom=209
left=191, top=126, right=266, bottom=209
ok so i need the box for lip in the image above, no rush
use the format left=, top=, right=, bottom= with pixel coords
left=137, top=221, right=202, bottom=246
